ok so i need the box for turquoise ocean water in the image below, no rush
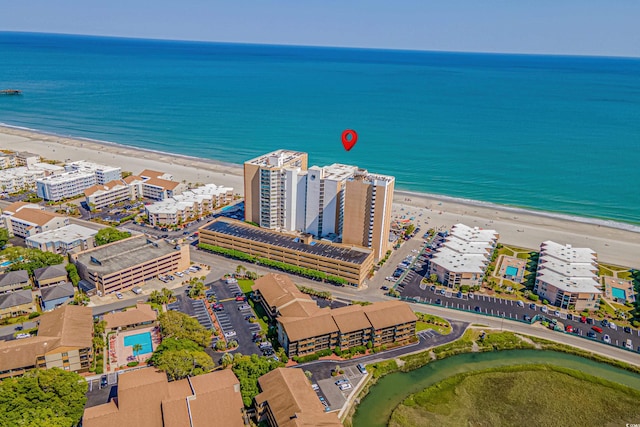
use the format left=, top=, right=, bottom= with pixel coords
left=1, top=32, right=639, bottom=225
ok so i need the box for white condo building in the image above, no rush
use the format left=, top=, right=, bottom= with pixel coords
left=36, top=170, right=97, bottom=201
left=0, top=167, right=46, bottom=194
left=534, top=241, right=601, bottom=311
left=146, top=184, right=233, bottom=226
left=428, top=224, right=499, bottom=287
left=65, top=161, right=122, bottom=185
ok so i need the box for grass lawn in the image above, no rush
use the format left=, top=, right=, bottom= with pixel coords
left=389, top=366, right=640, bottom=427
left=414, top=313, right=451, bottom=335
left=237, top=279, right=254, bottom=294
left=247, top=298, right=269, bottom=333
left=599, top=265, right=615, bottom=277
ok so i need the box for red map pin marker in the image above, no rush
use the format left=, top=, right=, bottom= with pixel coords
left=342, top=129, right=358, bottom=151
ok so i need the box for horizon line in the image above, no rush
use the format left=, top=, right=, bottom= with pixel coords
left=2, top=30, right=640, bottom=61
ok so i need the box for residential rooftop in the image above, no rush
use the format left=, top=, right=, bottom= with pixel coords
left=245, top=149, right=307, bottom=168
left=26, top=224, right=97, bottom=246
left=540, top=240, right=597, bottom=264
left=204, top=218, right=372, bottom=265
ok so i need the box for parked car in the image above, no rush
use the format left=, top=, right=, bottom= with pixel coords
left=100, top=375, right=108, bottom=388
left=609, top=322, right=617, bottom=330
left=517, top=300, right=525, bottom=308
left=474, top=306, right=481, bottom=313
left=116, top=292, right=123, bottom=299
left=335, top=379, right=349, bottom=386
left=237, top=304, right=251, bottom=311
left=624, top=326, right=632, bottom=334
left=339, top=383, right=352, bottom=391
left=587, top=331, right=597, bottom=338
left=603, top=334, right=612, bottom=344
left=357, top=363, right=368, bottom=374
left=565, top=325, right=573, bottom=333
left=235, top=296, right=247, bottom=302
left=529, top=303, right=537, bottom=310
left=224, top=331, right=237, bottom=338
left=591, top=326, right=603, bottom=334
left=381, top=286, right=389, bottom=291
left=435, top=299, right=442, bottom=305
left=625, top=339, right=633, bottom=350
left=312, top=384, right=320, bottom=391
left=540, top=306, right=548, bottom=313
left=523, top=315, right=531, bottom=322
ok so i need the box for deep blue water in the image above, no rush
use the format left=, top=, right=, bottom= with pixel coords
left=1, top=32, right=639, bottom=224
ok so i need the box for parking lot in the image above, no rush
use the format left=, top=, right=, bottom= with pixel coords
left=316, top=365, right=366, bottom=411
left=167, top=295, right=214, bottom=330
left=207, top=278, right=264, bottom=361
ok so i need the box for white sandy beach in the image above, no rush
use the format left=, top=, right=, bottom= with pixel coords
left=1, top=125, right=638, bottom=267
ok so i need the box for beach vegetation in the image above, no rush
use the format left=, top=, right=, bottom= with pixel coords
left=0, top=368, right=88, bottom=427
left=95, top=227, right=131, bottom=246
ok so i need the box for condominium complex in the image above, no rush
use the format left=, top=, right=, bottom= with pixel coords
left=0, top=270, right=30, bottom=294
left=534, top=241, right=602, bottom=311
left=138, top=169, right=182, bottom=200
left=0, top=289, right=35, bottom=319
left=243, top=149, right=395, bottom=260
left=65, top=161, right=122, bottom=185
left=36, top=170, right=97, bottom=201
left=252, top=273, right=417, bottom=357
left=146, top=183, right=233, bottom=226
left=0, top=151, right=41, bottom=169
left=25, top=224, right=97, bottom=254
left=341, top=169, right=395, bottom=260
left=255, top=368, right=342, bottom=427
left=2, top=202, right=69, bottom=238
left=200, top=218, right=374, bottom=287
left=428, top=223, right=499, bottom=287
left=0, top=166, right=45, bottom=193
left=0, top=305, right=93, bottom=379
left=84, top=179, right=135, bottom=210
left=84, top=368, right=245, bottom=427
left=71, top=235, right=190, bottom=296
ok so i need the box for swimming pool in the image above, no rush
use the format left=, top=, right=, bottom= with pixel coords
left=505, top=266, right=519, bottom=277
left=123, top=332, right=153, bottom=355
left=611, top=287, right=626, bottom=300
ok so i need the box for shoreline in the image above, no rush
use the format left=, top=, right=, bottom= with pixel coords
left=0, top=124, right=638, bottom=267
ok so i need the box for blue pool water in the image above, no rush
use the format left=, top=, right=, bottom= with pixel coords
left=505, top=266, right=519, bottom=277
left=123, top=332, right=153, bottom=355
left=611, top=287, right=627, bottom=300
left=0, top=261, right=12, bottom=268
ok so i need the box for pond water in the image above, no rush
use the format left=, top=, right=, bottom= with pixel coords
left=352, top=350, right=640, bottom=427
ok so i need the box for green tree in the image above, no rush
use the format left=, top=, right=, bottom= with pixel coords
left=148, top=338, right=202, bottom=365
left=231, top=354, right=285, bottom=407
left=405, top=224, right=416, bottom=236
left=6, top=248, right=64, bottom=276
left=65, top=263, right=80, bottom=286
left=187, top=277, right=205, bottom=299
left=429, top=273, right=438, bottom=283
left=94, top=227, right=131, bottom=246
left=0, top=227, right=9, bottom=248
left=0, top=368, right=88, bottom=427
left=154, top=348, right=214, bottom=381
left=158, top=311, right=211, bottom=347
left=221, top=352, right=233, bottom=368
left=132, top=343, right=143, bottom=361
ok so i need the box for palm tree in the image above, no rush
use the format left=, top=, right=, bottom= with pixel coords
left=132, top=343, right=143, bottom=362
left=304, top=370, right=313, bottom=381
left=221, top=352, right=233, bottom=368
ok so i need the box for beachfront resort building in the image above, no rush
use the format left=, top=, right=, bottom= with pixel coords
left=243, top=149, right=395, bottom=260
left=36, top=170, right=97, bottom=201
left=428, top=223, right=499, bottom=288
left=200, top=217, right=374, bottom=287
left=84, top=179, right=135, bottom=210
left=0, top=305, right=93, bottom=379
left=534, top=241, right=601, bottom=311
left=71, top=235, right=190, bottom=296
left=65, top=161, right=122, bottom=185
left=137, top=169, right=183, bottom=200
left=146, top=183, right=234, bottom=226
left=26, top=224, right=97, bottom=254
left=252, top=273, right=416, bottom=357
left=83, top=368, right=245, bottom=427
left=0, top=151, right=41, bottom=169
left=1, top=202, right=69, bottom=238
left=255, top=368, right=342, bottom=427
left=0, top=166, right=46, bottom=194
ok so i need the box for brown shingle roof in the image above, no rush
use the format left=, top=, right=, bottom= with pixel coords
left=103, top=302, right=157, bottom=330
left=139, top=169, right=165, bottom=179
left=11, top=208, right=63, bottom=227
left=278, top=310, right=337, bottom=342
left=84, top=368, right=244, bottom=427
left=362, top=300, right=417, bottom=330
left=331, top=305, right=372, bottom=334
left=0, top=305, right=91, bottom=372
left=3, top=201, right=30, bottom=214
left=83, top=179, right=126, bottom=196
left=278, top=299, right=321, bottom=318
left=123, top=175, right=145, bottom=184
left=144, top=177, right=180, bottom=191
left=253, top=273, right=314, bottom=314
left=256, top=368, right=342, bottom=427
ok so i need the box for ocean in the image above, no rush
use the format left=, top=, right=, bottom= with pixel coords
left=1, top=32, right=639, bottom=225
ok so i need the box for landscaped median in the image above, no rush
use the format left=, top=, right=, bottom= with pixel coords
left=198, top=243, right=348, bottom=285
left=342, top=328, right=640, bottom=426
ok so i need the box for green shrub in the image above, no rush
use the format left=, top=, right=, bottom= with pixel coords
left=127, top=361, right=139, bottom=367
left=528, top=293, right=540, bottom=301
left=28, top=312, right=41, bottom=319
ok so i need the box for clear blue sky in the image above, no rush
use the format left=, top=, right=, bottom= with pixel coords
left=2, top=1, right=639, bottom=57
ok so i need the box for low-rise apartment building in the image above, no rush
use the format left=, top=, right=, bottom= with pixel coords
left=200, top=217, right=374, bottom=287
left=71, top=235, right=190, bottom=295
left=33, top=264, right=68, bottom=288
left=2, top=203, right=69, bottom=238
left=0, top=166, right=46, bottom=193
left=65, top=161, right=121, bottom=185
left=0, top=289, right=36, bottom=319
left=534, top=241, right=602, bottom=311
left=256, top=368, right=342, bottom=427
left=26, top=224, right=97, bottom=254
left=83, top=368, right=245, bottom=427
left=0, top=270, right=31, bottom=293
left=428, top=223, right=499, bottom=287
left=84, top=179, right=135, bottom=210
left=146, top=184, right=234, bottom=226
left=103, top=302, right=157, bottom=332
left=252, top=273, right=417, bottom=357
left=0, top=305, right=93, bottom=378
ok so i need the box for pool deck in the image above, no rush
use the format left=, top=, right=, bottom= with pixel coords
left=107, top=326, right=161, bottom=372
left=603, top=276, right=636, bottom=304
left=495, top=255, right=527, bottom=284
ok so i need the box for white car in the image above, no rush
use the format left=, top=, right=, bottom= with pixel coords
left=540, top=306, right=548, bottom=313
left=16, top=333, right=31, bottom=339
left=339, top=383, right=352, bottom=391
left=609, top=322, right=617, bottom=330
left=175, top=272, right=184, bottom=277
left=311, top=384, right=320, bottom=391
left=116, top=292, right=123, bottom=299
left=224, top=331, right=237, bottom=338
left=603, top=334, right=611, bottom=344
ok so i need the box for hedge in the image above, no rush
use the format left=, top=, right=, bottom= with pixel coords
left=199, top=243, right=351, bottom=285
